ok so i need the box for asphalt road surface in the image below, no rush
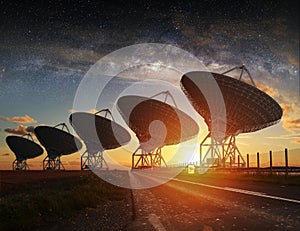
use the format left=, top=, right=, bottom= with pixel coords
left=127, top=173, right=300, bottom=231
left=14, top=170, right=298, bottom=231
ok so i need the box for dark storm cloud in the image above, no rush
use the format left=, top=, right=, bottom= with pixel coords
left=4, top=125, right=35, bottom=135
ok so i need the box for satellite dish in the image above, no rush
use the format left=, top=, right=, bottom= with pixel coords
left=34, top=123, right=82, bottom=170
left=6, top=134, right=43, bottom=170
left=70, top=111, right=131, bottom=152
left=180, top=66, right=283, bottom=167
left=117, top=91, right=199, bottom=169
left=118, top=95, right=199, bottom=148
left=69, top=109, right=131, bottom=170
left=181, top=71, right=282, bottom=136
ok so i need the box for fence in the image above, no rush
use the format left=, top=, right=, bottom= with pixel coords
left=172, top=148, right=300, bottom=176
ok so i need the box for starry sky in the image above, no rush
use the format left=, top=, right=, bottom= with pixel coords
left=0, top=0, right=299, bottom=169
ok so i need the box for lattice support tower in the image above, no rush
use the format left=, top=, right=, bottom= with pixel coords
left=199, top=66, right=257, bottom=168
left=12, top=159, right=29, bottom=170
left=80, top=109, right=112, bottom=170
left=81, top=150, right=108, bottom=170
left=130, top=91, right=177, bottom=169
left=200, top=133, right=246, bottom=168
left=200, top=132, right=222, bottom=167
left=43, top=155, right=65, bottom=170
left=11, top=133, right=35, bottom=171
left=42, top=123, right=69, bottom=170
left=223, top=135, right=246, bottom=167
left=181, top=65, right=282, bottom=169
left=131, top=146, right=167, bottom=169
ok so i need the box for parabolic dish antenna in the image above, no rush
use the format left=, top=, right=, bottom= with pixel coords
left=6, top=134, right=44, bottom=170
left=117, top=91, right=199, bottom=169
left=69, top=109, right=131, bottom=170
left=34, top=123, right=82, bottom=170
left=180, top=66, right=282, bottom=167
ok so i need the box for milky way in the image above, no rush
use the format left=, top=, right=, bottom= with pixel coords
left=0, top=0, right=299, bottom=151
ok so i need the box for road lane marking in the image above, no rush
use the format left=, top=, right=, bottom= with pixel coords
left=129, top=174, right=167, bottom=231
left=172, top=178, right=300, bottom=204
left=148, top=213, right=167, bottom=231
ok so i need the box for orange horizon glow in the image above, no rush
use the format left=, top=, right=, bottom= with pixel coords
left=1, top=138, right=299, bottom=170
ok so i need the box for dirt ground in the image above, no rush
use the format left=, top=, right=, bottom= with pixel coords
left=0, top=170, right=95, bottom=198
left=0, top=170, right=133, bottom=231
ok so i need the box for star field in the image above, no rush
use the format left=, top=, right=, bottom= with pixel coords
left=0, top=0, right=299, bottom=167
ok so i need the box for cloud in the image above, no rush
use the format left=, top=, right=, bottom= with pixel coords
left=25, top=126, right=35, bottom=133
left=285, top=134, right=300, bottom=139
left=280, top=103, right=300, bottom=132
left=256, top=83, right=279, bottom=98
left=282, top=118, right=300, bottom=132
left=255, top=81, right=300, bottom=133
left=0, top=115, right=37, bottom=124
left=281, top=103, right=297, bottom=115
left=266, top=134, right=300, bottom=139
left=68, top=108, right=99, bottom=114
left=0, top=153, right=10, bottom=156
left=256, top=78, right=300, bottom=142
left=68, top=109, right=77, bottom=113
left=87, top=109, right=99, bottom=114
left=267, top=133, right=300, bottom=145
left=286, top=118, right=300, bottom=126
left=287, top=56, right=300, bottom=67
left=4, top=125, right=35, bottom=135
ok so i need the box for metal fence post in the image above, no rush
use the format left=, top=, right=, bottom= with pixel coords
left=269, top=150, right=272, bottom=175
left=285, top=148, right=288, bottom=177
left=247, top=154, right=249, bottom=168
left=257, top=152, right=260, bottom=172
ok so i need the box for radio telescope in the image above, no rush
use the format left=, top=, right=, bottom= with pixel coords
left=6, top=134, right=44, bottom=170
left=181, top=66, right=282, bottom=167
left=34, top=123, right=82, bottom=170
left=69, top=109, right=131, bottom=170
left=117, top=91, right=199, bottom=169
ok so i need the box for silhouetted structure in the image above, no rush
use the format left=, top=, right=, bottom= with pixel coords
left=34, top=123, right=82, bottom=170
left=117, top=91, right=199, bottom=169
left=69, top=109, right=131, bottom=170
left=181, top=66, right=282, bottom=167
left=6, top=134, right=44, bottom=170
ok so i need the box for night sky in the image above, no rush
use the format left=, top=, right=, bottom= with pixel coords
left=0, top=0, right=299, bottom=169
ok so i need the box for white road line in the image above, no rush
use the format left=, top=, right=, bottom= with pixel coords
left=172, top=178, right=300, bottom=204
left=148, top=213, right=167, bottom=231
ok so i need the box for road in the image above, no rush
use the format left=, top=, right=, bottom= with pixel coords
left=6, top=170, right=298, bottom=230
left=127, top=173, right=300, bottom=231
